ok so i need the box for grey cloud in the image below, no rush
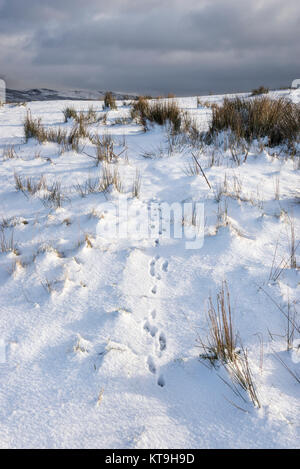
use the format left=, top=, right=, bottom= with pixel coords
left=0, top=0, right=299, bottom=95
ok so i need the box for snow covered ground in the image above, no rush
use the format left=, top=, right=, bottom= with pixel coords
left=0, top=90, right=299, bottom=448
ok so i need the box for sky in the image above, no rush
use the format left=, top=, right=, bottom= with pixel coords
left=0, top=0, right=299, bottom=96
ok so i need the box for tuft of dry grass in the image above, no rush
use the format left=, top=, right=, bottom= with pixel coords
left=85, top=234, right=93, bottom=248
left=3, top=145, right=18, bottom=160
left=63, top=106, right=98, bottom=124
left=251, top=86, right=269, bottom=96
left=14, top=173, right=47, bottom=195
left=90, top=134, right=118, bottom=165
left=24, top=112, right=47, bottom=143
left=0, top=229, right=19, bottom=255
left=224, top=346, right=261, bottom=408
left=74, top=164, right=124, bottom=196
left=104, top=91, right=117, bottom=110
left=198, top=282, right=260, bottom=408
left=198, top=282, right=236, bottom=365
left=131, top=97, right=183, bottom=133
left=42, top=181, right=64, bottom=208
left=209, top=97, right=300, bottom=146
left=130, top=96, right=149, bottom=130
left=74, top=177, right=98, bottom=198
left=14, top=173, right=65, bottom=208
left=63, top=106, right=78, bottom=122
left=24, top=112, right=87, bottom=152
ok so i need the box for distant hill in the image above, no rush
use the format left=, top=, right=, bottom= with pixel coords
left=6, top=88, right=137, bottom=103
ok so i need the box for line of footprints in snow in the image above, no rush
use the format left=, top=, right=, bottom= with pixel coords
left=144, top=254, right=168, bottom=387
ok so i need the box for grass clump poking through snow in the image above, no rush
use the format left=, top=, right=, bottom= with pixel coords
left=74, top=165, right=124, bottom=196
left=14, top=173, right=47, bottom=195
left=199, top=281, right=236, bottom=365
left=2, top=145, right=18, bottom=160
left=63, top=106, right=78, bottom=122
left=90, top=134, right=118, bottom=165
left=209, top=97, right=300, bottom=146
left=251, top=86, right=269, bottom=96
left=131, top=97, right=183, bottom=133
left=24, top=112, right=48, bottom=143
left=42, top=181, right=64, bottom=208
left=100, top=164, right=123, bottom=193
left=24, top=112, right=69, bottom=145
left=0, top=230, right=18, bottom=254
left=130, top=97, right=149, bottom=130
left=198, top=282, right=260, bottom=408
left=104, top=91, right=117, bottom=110
left=63, top=106, right=98, bottom=124
left=24, top=112, right=88, bottom=152
left=14, top=173, right=65, bottom=208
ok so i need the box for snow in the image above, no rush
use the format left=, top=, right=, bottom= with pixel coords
left=0, top=90, right=299, bottom=448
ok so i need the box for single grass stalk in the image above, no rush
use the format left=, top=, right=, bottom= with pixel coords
left=0, top=229, right=18, bottom=254
left=274, top=175, right=280, bottom=200
left=132, top=170, right=141, bottom=198
left=273, top=351, right=300, bottom=384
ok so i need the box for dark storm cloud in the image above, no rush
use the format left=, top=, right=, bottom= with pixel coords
left=0, top=0, right=299, bottom=95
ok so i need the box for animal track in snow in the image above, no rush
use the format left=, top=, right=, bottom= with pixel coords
left=144, top=320, right=157, bottom=337
left=150, top=255, right=168, bottom=277
left=150, top=259, right=155, bottom=277
left=149, top=255, right=163, bottom=281
left=147, top=356, right=156, bottom=374
left=145, top=254, right=169, bottom=387
left=157, top=374, right=166, bottom=387
left=159, top=332, right=167, bottom=352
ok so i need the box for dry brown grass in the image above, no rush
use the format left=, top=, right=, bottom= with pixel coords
left=198, top=282, right=260, bottom=408
left=132, top=169, right=141, bottom=198
left=42, top=181, right=64, bottom=208
left=0, top=229, right=19, bottom=255
left=24, top=112, right=87, bottom=152
left=63, top=106, right=98, bottom=124
left=3, top=145, right=18, bottom=160
left=14, top=173, right=65, bottom=208
left=104, top=92, right=117, bottom=110
left=251, top=86, right=269, bottom=96
left=131, top=97, right=183, bottom=133
left=90, top=134, right=118, bottom=165
left=199, top=282, right=236, bottom=365
left=14, top=173, right=47, bottom=195
left=209, top=97, right=300, bottom=146
left=74, top=164, right=124, bottom=196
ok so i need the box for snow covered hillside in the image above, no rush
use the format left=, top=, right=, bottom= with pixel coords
left=6, top=88, right=137, bottom=103
left=0, top=90, right=299, bottom=448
